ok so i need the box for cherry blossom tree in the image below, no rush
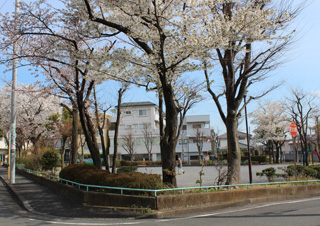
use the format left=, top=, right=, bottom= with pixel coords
left=0, top=1, right=118, bottom=169
left=0, top=83, right=61, bottom=155
left=202, top=0, right=302, bottom=184
left=77, top=0, right=214, bottom=186
left=251, top=101, right=289, bottom=163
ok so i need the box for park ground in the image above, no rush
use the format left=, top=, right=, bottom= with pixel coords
left=137, top=164, right=290, bottom=187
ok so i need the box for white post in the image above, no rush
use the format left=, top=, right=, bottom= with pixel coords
left=9, top=0, right=20, bottom=184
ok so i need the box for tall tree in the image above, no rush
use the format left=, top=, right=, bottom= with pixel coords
left=0, top=83, right=61, bottom=155
left=202, top=1, right=302, bottom=184
left=0, top=1, right=118, bottom=169
left=287, top=89, right=315, bottom=166
left=112, top=83, right=128, bottom=173
left=251, top=101, right=289, bottom=163
left=79, top=0, right=208, bottom=186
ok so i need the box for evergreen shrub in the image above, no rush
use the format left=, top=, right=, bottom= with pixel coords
left=59, top=163, right=163, bottom=192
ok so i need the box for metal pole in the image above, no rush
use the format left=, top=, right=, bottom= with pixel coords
left=293, top=136, right=297, bottom=181
left=244, top=95, right=252, bottom=183
left=9, top=0, right=20, bottom=184
left=7, top=131, right=11, bottom=180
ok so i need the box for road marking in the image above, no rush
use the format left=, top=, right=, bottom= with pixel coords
left=29, top=218, right=142, bottom=225
left=156, top=197, right=320, bottom=222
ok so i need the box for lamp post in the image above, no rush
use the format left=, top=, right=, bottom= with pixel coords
left=244, top=93, right=252, bottom=184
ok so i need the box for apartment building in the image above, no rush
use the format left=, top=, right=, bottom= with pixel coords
left=176, top=115, right=212, bottom=163
left=108, top=102, right=212, bottom=162
left=109, top=102, right=161, bottom=161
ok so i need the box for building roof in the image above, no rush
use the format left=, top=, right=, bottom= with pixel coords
left=185, top=115, right=210, bottom=123
left=117, top=101, right=157, bottom=108
left=218, top=131, right=249, bottom=139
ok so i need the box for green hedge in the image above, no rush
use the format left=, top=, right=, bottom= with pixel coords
left=117, top=165, right=138, bottom=173
left=241, top=155, right=267, bottom=164
left=282, top=165, right=320, bottom=179
left=59, top=164, right=164, bottom=193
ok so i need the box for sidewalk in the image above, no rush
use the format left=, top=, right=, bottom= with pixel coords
left=0, top=166, right=140, bottom=218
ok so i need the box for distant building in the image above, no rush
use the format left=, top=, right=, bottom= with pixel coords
left=0, top=135, right=7, bottom=162
left=106, top=101, right=212, bottom=162
left=109, top=101, right=161, bottom=161
left=218, top=131, right=252, bottom=150
left=176, top=115, right=211, bottom=163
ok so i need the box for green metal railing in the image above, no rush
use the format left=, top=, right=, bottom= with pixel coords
left=22, top=168, right=320, bottom=197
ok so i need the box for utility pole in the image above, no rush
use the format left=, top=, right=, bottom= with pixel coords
left=244, top=94, right=252, bottom=184
left=9, top=0, right=19, bottom=184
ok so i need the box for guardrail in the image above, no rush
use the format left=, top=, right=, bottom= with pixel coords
left=22, top=168, right=320, bottom=197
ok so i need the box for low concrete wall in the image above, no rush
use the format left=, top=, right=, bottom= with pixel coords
left=156, top=184, right=320, bottom=210
left=17, top=169, right=320, bottom=211
left=17, top=169, right=157, bottom=209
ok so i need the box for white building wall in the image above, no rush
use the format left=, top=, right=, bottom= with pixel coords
left=84, top=102, right=213, bottom=162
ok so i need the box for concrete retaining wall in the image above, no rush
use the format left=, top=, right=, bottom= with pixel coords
left=16, top=169, right=157, bottom=209
left=17, top=169, right=320, bottom=211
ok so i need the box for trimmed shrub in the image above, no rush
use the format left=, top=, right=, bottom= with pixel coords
left=117, top=165, right=138, bottom=173
left=40, top=150, right=59, bottom=171
left=303, top=166, right=318, bottom=179
left=119, top=160, right=139, bottom=166
left=256, top=167, right=276, bottom=182
left=241, top=155, right=267, bottom=164
left=310, top=165, right=320, bottom=179
left=59, top=163, right=164, bottom=193
left=59, top=163, right=99, bottom=183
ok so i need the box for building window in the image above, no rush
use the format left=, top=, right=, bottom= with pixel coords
left=182, top=125, right=187, bottom=130
left=139, top=124, right=146, bottom=129
left=139, top=109, right=147, bottom=116
left=190, top=155, right=199, bottom=160
left=125, top=125, right=132, bottom=130
left=192, top=124, right=201, bottom=129
left=125, top=111, right=131, bottom=115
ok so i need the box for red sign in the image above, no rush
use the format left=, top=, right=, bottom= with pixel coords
left=289, top=122, right=298, bottom=137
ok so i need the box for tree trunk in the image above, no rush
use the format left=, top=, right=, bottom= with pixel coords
left=225, top=114, right=241, bottom=185
left=71, top=108, right=79, bottom=165
left=61, top=136, right=66, bottom=169
left=160, top=81, right=178, bottom=187
left=274, top=142, right=280, bottom=164
left=112, top=88, right=125, bottom=174
left=77, top=100, right=101, bottom=169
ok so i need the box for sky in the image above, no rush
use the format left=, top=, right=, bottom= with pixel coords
left=1, top=0, right=319, bottom=135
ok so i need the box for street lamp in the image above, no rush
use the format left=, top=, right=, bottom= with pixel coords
left=244, top=92, right=253, bottom=184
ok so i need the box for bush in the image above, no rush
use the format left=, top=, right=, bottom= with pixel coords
left=18, top=156, right=42, bottom=171
left=119, top=160, right=139, bottom=166
left=303, top=166, right=318, bottom=179
left=117, top=165, right=138, bottom=173
left=310, top=165, right=320, bottom=179
left=59, top=163, right=99, bottom=183
left=256, top=167, right=276, bottom=182
left=59, top=163, right=164, bottom=193
left=40, top=150, right=59, bottom=171
left=241, top=155, right=267, bottom=164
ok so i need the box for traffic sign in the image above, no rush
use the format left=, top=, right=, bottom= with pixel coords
left=289, top=122, right=298, bottom=137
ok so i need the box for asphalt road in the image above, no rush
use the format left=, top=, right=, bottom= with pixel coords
left=1, top=186, right=320, bottom=226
